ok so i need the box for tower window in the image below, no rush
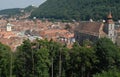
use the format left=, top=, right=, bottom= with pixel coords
left=111, top=24, right=112, bottom=29
left=110, top=34, right=112, bottom=36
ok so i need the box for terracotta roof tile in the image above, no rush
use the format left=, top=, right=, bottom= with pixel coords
left=75, top=21, right=103, bottom=35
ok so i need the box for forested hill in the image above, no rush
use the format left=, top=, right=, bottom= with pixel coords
left=0, top=5, right=36, bottom=16
left=31, top=0, right=120, bottom=21
left=0, top=8, right=21, bottom=15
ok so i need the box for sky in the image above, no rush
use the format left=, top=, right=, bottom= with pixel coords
left=0, top=0, right=46, bottom=10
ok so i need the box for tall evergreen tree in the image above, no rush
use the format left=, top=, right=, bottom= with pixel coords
left=95, top=38, right=120, bottom=72
left=0, top=43, right=12, bottom=77
left=13, top=40, right=33, bottom=77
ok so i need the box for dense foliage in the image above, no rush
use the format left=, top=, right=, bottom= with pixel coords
left=0, top=5, right=36, bottom=16
left=93, top=69, right=120, bottom=77
left=0, top=8, right=21, bottom=16
left=0, top=38, right=120, bottom=77
left=0, top=43, right=12, bottom=77
left=24, top=5, right=37, bottom=12
left=31, top=0, right=120, bottom=21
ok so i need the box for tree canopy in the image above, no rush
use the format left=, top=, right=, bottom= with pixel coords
left=1, top=38, right=120, bottom=77
left=31, top=0, right=120, bottom=21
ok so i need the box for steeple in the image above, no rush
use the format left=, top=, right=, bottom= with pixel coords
left=107, top=12, right=114, bottom=24
left=6, top=23, right=12, bottom=31
left=105, top=11, right=116, bottom=43
left=107, top=12, right=112, bottom=19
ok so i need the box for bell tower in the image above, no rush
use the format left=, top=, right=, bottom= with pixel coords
left=106, top=12, right=116, bottom=43
left=6, top=23, right=12, bottom=31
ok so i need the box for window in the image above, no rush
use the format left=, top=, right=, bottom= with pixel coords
left=110, top=34, right=112, bottom=36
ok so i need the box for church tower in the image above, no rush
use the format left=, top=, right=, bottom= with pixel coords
left=6, top=23, right=12, bottom=31
left=106, top=12, right=116, bottom=43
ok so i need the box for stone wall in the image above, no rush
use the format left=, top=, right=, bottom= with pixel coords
left=75, top=31, right=99, bottom=45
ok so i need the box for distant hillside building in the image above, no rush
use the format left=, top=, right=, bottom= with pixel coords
left=74, top=12, right=117, bottom=45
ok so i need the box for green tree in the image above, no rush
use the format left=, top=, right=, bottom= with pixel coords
left=34, top=48, right=50, bottom=77
left=48, top=40, right=60, bottom=77
left=93, top=69, right=120, bottom=77
left=0, top=43, right=12, bottom=77
left=95, top=38, right=120, bottom=72
left=66, top=42, right=97, bottom=77
left=13, top=40, right=33, bottom=77
left=46, top=39, right=70, bottom=77
left=31, top=0, right=120, bottom=21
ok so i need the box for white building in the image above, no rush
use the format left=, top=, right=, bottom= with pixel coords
left=6, top=23, right=12, bottom=31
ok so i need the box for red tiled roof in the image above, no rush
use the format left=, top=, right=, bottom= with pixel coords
left=75, top=22, right=103, bottom=35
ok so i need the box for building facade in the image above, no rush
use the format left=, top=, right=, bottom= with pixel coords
left=6, top=23, right=12, bottom=31
left=75, top=12, right=116, bottom=45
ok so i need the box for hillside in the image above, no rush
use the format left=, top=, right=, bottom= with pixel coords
left=0, top=5, right=36, bottom=16
left=31, top=0, right=120, bottom=21
left=24, top=5, right=37, bottom=12
left=0, top=8, right=21, bottom=16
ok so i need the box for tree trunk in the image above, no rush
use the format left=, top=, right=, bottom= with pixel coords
left=32, top=48, right=34, bottom=76
left=52, top=58, right=54, bottom=77
left=87, top=71, right=90, bottom=77
left=59, top=50, right=62, bottom=77
left=10, top=52, right=12, bottom=77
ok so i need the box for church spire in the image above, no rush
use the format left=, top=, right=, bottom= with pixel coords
left=107, top=12, right=112, bottom=19
left=107, top=12, right=114, bottom=24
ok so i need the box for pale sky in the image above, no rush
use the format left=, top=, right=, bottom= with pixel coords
left=0, top=0, right=46, bottom=10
